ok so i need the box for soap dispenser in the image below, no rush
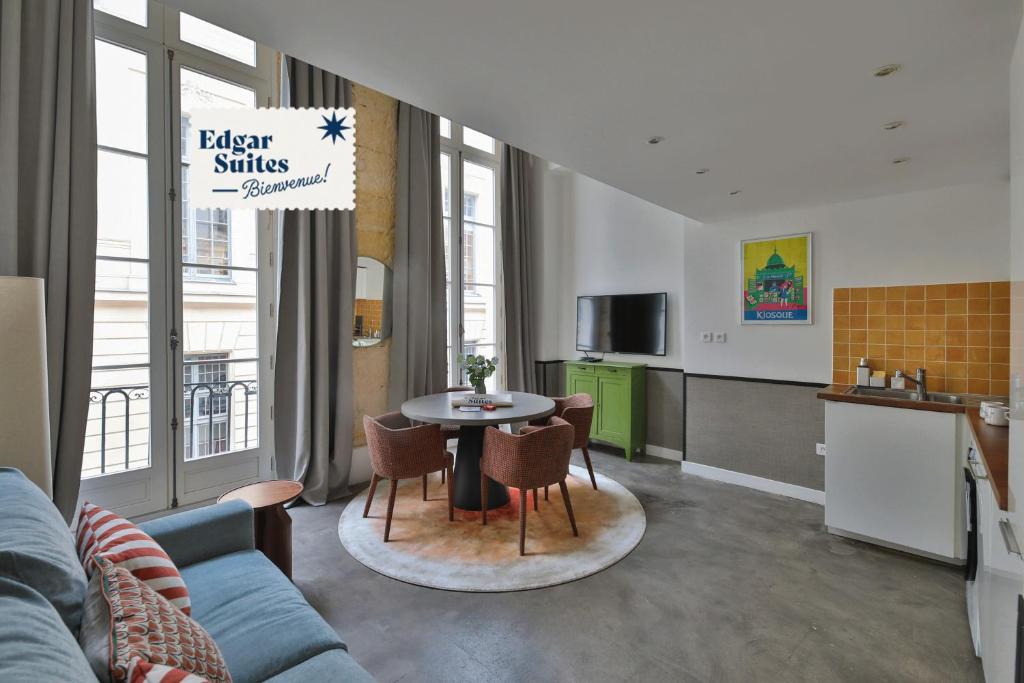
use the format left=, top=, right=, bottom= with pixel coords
left=856, top=358, right=871, bottom=387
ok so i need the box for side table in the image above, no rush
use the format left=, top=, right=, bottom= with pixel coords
left=218, top=480, right=303, bottom=579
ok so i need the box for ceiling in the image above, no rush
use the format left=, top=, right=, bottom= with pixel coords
left=163, top=0, right=1020, bottom=222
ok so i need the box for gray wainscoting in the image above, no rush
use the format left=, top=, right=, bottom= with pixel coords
left=684, top=376, right=825, bottom=491
left=534, top=361, right=685, bottom=456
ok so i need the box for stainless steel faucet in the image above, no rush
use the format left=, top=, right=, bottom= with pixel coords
left=902, top=368, right=928, bottom=400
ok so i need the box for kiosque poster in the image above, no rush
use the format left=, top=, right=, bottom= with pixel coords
left=740, top=233, right=812, bottom=324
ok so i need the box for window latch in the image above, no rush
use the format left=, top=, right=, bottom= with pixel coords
left=169, top=329, right=180, bottom=350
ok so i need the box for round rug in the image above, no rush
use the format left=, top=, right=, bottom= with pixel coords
left=338, top=464, right=646, bottom=592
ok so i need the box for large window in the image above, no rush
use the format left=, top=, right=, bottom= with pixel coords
left=84, top=1, right=274, bottom=516
left=441, top=120, right=502, bottom=390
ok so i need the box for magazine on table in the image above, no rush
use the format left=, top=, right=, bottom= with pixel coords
left=450, top=393, right=514, bottom=407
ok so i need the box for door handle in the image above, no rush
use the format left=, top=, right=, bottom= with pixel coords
left=968, top=460, right=988, bottom=480
left=999, top=519, right=1023, bottom=558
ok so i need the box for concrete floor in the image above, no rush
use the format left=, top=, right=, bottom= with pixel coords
left=289, top=448, right=982, bottom=682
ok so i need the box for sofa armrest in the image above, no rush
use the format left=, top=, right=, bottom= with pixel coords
left=139, top=500, right=254, bottom=568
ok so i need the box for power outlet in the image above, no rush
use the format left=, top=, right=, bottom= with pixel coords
left=701, top=331, right=713, bottom=343
left=816, top=443, right=827, bottom=457
left=714, top=332, right=727, bottom=343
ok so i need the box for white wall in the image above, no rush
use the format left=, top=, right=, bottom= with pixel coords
left=683, top=181, right=1011, bottom=382
left=534, top=169, right=1012, bottom=384
left=1008, top=5, right=1023, bottom=517
left=532, top=162, right=688, bottom=368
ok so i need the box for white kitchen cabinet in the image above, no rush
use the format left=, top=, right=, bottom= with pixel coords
left=824, top=401, right=961, bottom=561
left=978, top=472, right=1023, bottom=683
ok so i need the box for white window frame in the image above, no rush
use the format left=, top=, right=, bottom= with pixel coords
left=441, top=120, right=504, bottom=389
left=82, top=1, right=276, bottom=517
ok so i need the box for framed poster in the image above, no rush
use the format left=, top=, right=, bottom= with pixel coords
left=740, top=232, right=812, bottom=325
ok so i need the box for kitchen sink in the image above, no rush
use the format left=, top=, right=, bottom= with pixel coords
left=848, top=387, right=962, bottom=404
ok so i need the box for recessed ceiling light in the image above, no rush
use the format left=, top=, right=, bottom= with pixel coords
left=874, top=64, right=901, bottom=77
left=882, top=120, right=905, bottom=130
left=696, top=168, right=710, bottom=175
left=892, top=157, right=910, bottom=165
left=647, top=136, right=665, bottom=145
left=729, top=190, right=742, bottom=196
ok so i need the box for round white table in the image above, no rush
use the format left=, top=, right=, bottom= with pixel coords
left=401, top=391, right=555, bottom=510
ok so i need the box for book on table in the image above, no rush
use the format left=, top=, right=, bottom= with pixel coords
left=450, top=393, right=514, bottom=407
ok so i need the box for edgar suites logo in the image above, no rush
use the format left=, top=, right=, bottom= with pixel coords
left=188, top=107, right=355, bottom=210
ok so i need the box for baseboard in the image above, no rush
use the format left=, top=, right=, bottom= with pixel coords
left=645, top=444, right=683, bottom=462
left=680, top=460, right=825, bottom=505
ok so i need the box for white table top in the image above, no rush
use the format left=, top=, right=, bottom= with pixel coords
left=401, top=391, right=555, bottom=427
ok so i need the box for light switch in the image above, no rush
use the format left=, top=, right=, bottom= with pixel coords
left=701, top=332, right=713, bottom=343
left=714, top=332, right=727, bottom=343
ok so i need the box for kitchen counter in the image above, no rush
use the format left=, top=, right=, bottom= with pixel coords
left=965, top=406, right=1009, bottom=511
left=817, top=384, right=969, bottom=413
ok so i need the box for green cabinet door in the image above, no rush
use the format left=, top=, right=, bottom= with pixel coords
left=596, top=376, right=628, bottom=442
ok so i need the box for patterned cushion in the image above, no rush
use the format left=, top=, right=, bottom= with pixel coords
left=95, top=557, right=231, bottom=683
left=130, top=661, right=213, bottom=683
left=77, top=502, right=191, bottom=615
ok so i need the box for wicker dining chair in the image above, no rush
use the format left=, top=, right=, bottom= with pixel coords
left=480, top=416, right=578, bottom=556
left=362, top=412, right=454, bottom=542
left=528, top=393, right=597, bottom=495
left=438, top=386, right=472, bottom=484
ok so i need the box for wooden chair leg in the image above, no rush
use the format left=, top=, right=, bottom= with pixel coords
left=384, top=479, right=398, bottom=542
left=544, top=485, right=549, bottom=501
left=519, top=488, right=528, bottom=556
left=481, top=473, right=489, bottom=525
left=582, top=447, right=598, bottom=490
left=422, top=474, right=428, bottom=501
left=558, top=479, right=579, bottom=537
left=445, top=464, right=454, bottom=521
left=363, top=473, right=380, bottom=518
left=441, top=467, right=446, bottom=484
left=533, top=488, right=538, bottom=511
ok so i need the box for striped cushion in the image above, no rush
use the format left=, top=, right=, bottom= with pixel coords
left=130, top=661, right=212, bottom=683
left=76, top=503, right=191, bottom=616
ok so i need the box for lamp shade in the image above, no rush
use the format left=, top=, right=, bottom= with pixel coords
left=0, top=277, right=52, bottom=497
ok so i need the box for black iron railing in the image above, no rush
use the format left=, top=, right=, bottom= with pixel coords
left=87, top=380, right=258, bottom=474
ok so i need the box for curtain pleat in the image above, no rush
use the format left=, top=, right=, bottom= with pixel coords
left=274, top=57, right=356, bottom=505
left=0, top=0, right=97, bottom=520
left=500, top=147, right=536, bottom=393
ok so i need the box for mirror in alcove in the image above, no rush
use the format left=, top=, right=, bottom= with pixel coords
left=353, top=256, right=393, bottom=347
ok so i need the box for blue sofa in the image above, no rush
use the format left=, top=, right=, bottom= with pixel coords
left=0, top=467, right=374, bottom=682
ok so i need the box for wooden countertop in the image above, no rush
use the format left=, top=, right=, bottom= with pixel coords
left=817, top=384, right=967, bottom=413
left=965, top=407, right=1010, bottom=511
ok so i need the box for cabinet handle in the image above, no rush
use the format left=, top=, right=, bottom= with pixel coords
left=999, top=519, right=1023, bottom=558
left=608, top=368, right=617, bottom=373
left=968, top=461, right=988, bottom=480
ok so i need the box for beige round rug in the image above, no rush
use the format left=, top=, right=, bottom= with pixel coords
left=338, top=464, right=646, bottom=592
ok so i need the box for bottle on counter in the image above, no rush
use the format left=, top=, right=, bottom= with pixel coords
left=856, top=358, right=871, bottom=387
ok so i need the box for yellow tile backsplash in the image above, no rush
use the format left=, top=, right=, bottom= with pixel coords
left=832, top=281, right=1011, bottom=396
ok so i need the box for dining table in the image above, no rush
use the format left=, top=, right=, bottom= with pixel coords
left=401, top=390, right=555, bottom=510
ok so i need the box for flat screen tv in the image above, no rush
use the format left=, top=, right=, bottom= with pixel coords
left=576, top=293, right=667, bottom=356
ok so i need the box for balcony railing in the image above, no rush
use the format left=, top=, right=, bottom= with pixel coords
left=85, top=379, right=258, bottom=476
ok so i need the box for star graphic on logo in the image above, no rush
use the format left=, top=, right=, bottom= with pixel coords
left=318, top=111, right=350, bottom=144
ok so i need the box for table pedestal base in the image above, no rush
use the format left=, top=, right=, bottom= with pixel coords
left=254, top=504, right=293, bottom=579
left=453, top=425, right=509, bottom=510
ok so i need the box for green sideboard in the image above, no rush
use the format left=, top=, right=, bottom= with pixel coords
left=564, top=361, right=646, bottom=461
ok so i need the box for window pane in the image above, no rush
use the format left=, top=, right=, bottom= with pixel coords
left=95, top=257, right=150, bottom=301
left=182, top=269, right=259, bottom=362
left=96, top=40, right=147, bottom=154
left=463, top=160, right=495, bottom=225
left=440, top=153, right=452, bottom=218
left=180, top=70, right=258, bottom=272
left=84, top=367, right=151, bottom=478
left=183, top=359, right=259, bottom=460
left=97, top=151, right=149, bottom=258
left=443, top=217, right=452, bottom=283
left=180, top=13, right=256, bottom=67
left=94, top=0, right=147, bottom=26
left=463, top=223, right=494, bottom=285
left=440, top=117, right=451, bottom=139
left=463, top=127, right=495, bottom=154
left=463, top=284, right=495, bottom=346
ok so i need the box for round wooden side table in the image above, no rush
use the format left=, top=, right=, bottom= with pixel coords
left=219, top=480, right=303, bottom=579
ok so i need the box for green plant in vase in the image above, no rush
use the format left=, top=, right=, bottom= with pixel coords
left=459, top=354, right=498, bottom=394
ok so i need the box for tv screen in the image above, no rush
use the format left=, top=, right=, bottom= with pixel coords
left=576, top=293, right=667, bottom=356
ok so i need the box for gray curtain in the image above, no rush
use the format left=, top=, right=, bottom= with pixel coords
left=500, top=147, right=536, bottom=393
left=0, top=0, right=96, bottom=521
left=388, top=103, right=446, bottom=409
left=274, top=57, right=357, bottom=505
